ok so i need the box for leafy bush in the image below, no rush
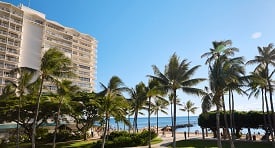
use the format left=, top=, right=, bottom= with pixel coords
left=95, top=130, right=157, bottom=147
left=112, top=136, right=133, bottom=147
left=108, top=130, right=129, bottom=140
left=43, top=130, right=81, bottom=143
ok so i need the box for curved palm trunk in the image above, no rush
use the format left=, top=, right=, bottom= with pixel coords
left=31, top=78, right=44, bottom=148
left=148, top=97, right=151, bottom=148
left=172, top=90, right=177, bottom=148
left=216, top=106, right=222, bottom=148
left=53, top=98, right=63, bottom=148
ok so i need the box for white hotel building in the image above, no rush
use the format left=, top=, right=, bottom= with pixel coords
left=0, top=2, right=97, bottom=92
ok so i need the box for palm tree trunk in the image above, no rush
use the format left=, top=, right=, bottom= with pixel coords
left=265, top=88, right=274, bottom=141
left=101, top=115, right=108, bottom=148
left=202, top=128, right=205, bottom=140
left=229, top=90, right=233, bottom=137
left=116, top=121, right=119, bottom=131
left=172, top=90, right=177, bottom=148
left=53, top=99, right=63, bottom=148
left=216, top=106, right=222, bottom=148
left=170, top=102, right=173, bottom=137
left=134, top=110, right=138, bottom=133
left=148, top=97, right=151, bottom=148
left=107, top=118, right=110, bottom=140
left=267, top=79, right=275, bottom=143
left=262, top=89, right=267, bottom=132
left=222, top=95, right=235, bottom=148
left=187, top=111, right=190, bottom=137
left=128, top=114, right=130, bottom=133
left=232, top=91, right=236, bottom=140
left=157, top=111, right=159, bottom=135
left=16, top=96, right=21, bottom=148
left=31, top=78, right=44, bottom=148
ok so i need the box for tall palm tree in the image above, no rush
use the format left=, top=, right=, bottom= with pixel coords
left=96, top=76, right=129, bottom=148
left=128, top=82, right=147, bottom=133
left=31, top=48, right=74, bottom=148
left=149, top=53, right=205, bottom=148
left=201, top=40, right=240, bottom=148
left=201, top=86, right=213, bottom=139
left=52, top=80, right=79, bottom=148
left=247, top=68, right=269, bottom=136
left=223, top=56, right=246, bottom=141
left=145, top=78, right=164, bottom=148
left=168, top=93, right=182, bottom=137
left=151, top=96, right=169, bottom=135
left=246, top=43, right=275, bottom=141
left=180, top=100, right=198, bottom=137
left=9, top=67, right=36, bottom=148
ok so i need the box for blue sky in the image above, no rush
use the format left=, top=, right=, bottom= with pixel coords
left=5, top=0, right=275, bottom=116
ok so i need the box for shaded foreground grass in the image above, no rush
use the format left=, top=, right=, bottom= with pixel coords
left=171, top=139, right=272, bottom=148
left=151, top=137, right=163, bottom=145
left=2, top=137, right=163, bottom=148
left=1, top=139, right=97, bottom=148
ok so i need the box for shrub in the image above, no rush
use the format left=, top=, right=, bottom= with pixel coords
left=43, top=130, right=81, bottom=143
left=94, top=130, right=158, bottom=147
left=113, top=136, right=133, bottom=147
left=108, top=131, right=129, bottom=140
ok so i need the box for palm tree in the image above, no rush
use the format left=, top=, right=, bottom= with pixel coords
left=168, top=93, right=182, bottom=137
left=9, top=67, right=36, bottom=148
left=52, top=80, right=79, bottom=148
left=146, top=78, right=164, bottom=148
left=201, top=40, right=240, bottom=148
left=180, top=100, right=198, bottom=137
left=201, top=86, right=213, bottom=139
left=247, top=68, right=270, bottom=138
left=246, top=43, right=275, bottom=141
left=151, top=96, right=169, bottom=135
left=224, top=57, right=246, bottom=140
left=31, top=48, right=74, bottom=148
left=149, top=53, right=205, bottom=148
left=96, top=76, right=129, bottom=148
left=128, top=82, right=147, bottom=133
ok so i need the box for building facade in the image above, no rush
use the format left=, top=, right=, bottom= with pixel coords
left=0, top=2, right=97, bottom=92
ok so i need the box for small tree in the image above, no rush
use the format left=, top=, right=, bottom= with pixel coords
left=180, top=100, right=198, bottom=137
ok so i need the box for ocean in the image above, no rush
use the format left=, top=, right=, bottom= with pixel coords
left=109, top=116, right=200, bottom=133
left=108, top=116, right=265, bottom=134
left=0, top=116, right=265, bottom=134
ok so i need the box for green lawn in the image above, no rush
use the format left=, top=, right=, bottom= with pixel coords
left=171, top=139, right=272, bottom=148
left=1, top=140, right=98, bottom=148
left=2, top=137, right=163, bottom=148
left=151, top=137, right=163, bottom=145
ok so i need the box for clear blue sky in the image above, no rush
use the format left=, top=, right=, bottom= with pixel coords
left=6, top=0, right=275, bottom=116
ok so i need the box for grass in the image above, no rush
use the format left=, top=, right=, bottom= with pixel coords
left=170, top=139, right=273, bottom=148
left=63, top=140, right=97, bottom=148
left=1, top=139, right=98, bottom=148
left=2, top=137, right=162, bottom=148
left=151, top=137, right=163, bottom=145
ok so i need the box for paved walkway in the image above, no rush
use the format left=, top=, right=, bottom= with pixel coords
left=135, top=133, right=192, bottom=148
